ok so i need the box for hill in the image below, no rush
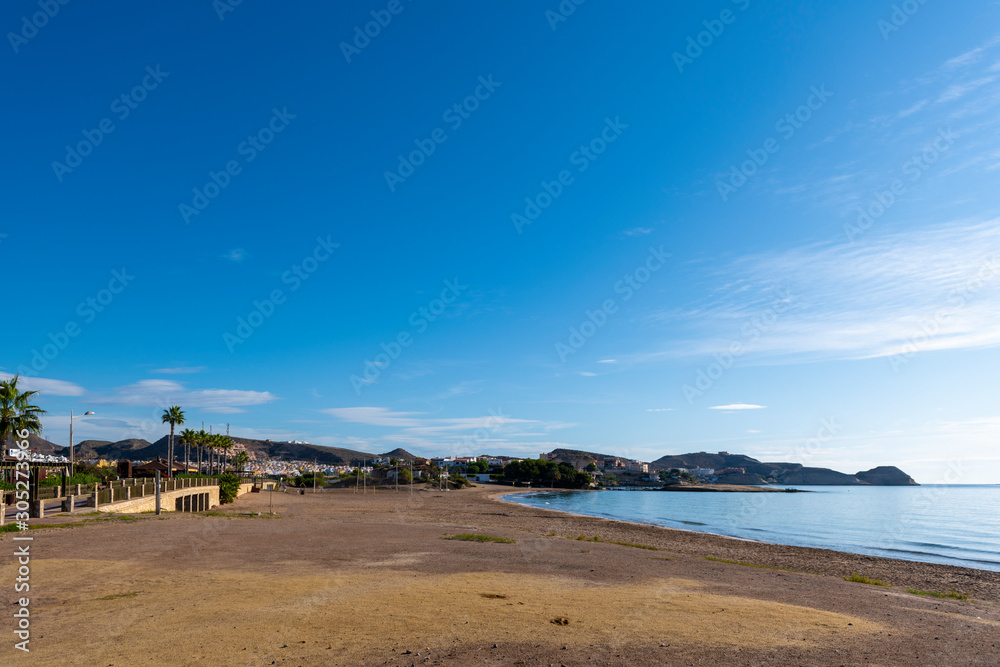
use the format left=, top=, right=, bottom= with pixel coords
left=2, top=433, right=62, bottom=454
left=541, top=449, right=919, bottom=486
left=649, top=452, right=917, bottom=485
left=5, top=432, right=418, bottom=466
left=151, top=435, right=415, bottom=466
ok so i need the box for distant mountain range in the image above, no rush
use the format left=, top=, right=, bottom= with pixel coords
left=6, top=433, right=415, bottom=467
left=6, top=435, right=917, bottom=485
left=545, top=448, right=918, bottom=486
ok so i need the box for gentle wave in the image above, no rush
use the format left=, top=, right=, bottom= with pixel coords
left=507, top=485, right=1000, bottom=572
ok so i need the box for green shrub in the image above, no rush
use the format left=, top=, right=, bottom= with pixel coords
left=844, top=572, right=890, bottom=587
left=218, top=473, right=241, bottom=504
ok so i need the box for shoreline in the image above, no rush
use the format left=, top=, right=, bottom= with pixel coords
left=494, top=485, right=1000, bottom=586
left=2, top=484, right=997, bottom=665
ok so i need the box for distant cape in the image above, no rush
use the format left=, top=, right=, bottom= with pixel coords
left=544, top=448, right=919, bottom=486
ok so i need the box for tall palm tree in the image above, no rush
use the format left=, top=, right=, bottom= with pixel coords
left=179, top=428, right=197, bottom=476
left=196, top=429, right=209, bottom=475
left=161, top=406, right=185, bottom=478
left=0, top=374, right=47, bottom=448
left=208, top=433, right=221, bottom=475
left=218, top=435, right=234, bottom=472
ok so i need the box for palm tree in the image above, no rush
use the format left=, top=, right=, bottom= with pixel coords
left=196, top=429, right=209, bottom=475
left=0, top=374, right=47, bottom=448
left=179, top=428, right=197, bottom=476
left=218, top=436, right=234, bottom=472
left=161, top=406, right=185, bottom=478
left=203, top=432, right=215, bottom=475
left=209, top=433, right=223, bottom=475
left=232, top=450, right=249, bottom=474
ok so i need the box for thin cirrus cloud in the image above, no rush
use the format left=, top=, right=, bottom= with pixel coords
left=0, top=372, right=85, bottom=397
left=635, top=219, right=1000, bottom=366
left=93, top=379, right=277, bottom=413
left=222, top=248, right=249, bottom=262
left=323, top=406, right=536, bottom=437
left=621, top=227, right=653, bottom=237
left=153, top=366, right=206, bottom=375
left=709, top=404, right=767, bottom=411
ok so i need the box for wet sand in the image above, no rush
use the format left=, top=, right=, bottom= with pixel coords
left=1, top=484, right=997, bottom=666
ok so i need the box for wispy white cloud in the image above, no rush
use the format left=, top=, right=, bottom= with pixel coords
left=94, top=379, right=277, bottom=413
left=597, top=359, right=617, bottom=364
left=943, top=37, right=1000, bottom=70
left=646, top=408, right=675, bottom=412
left=937, top=76, right=998, bottom=103
left=0, top=373, right=84, bottom=397
left=621, top=227, right=653, bottom=237
left=897, top=99, right=927, bottom=118
left=223, top=248, right=249, bottom=262
left=153, top=366, right=205, bottom=375
left=710, top=404, right=766, bottom=410
left=324, top=406, right=540, bottom=445
left=636, top=219, right=1000, bottom=365
left=322, top=407, right=425, bottom=428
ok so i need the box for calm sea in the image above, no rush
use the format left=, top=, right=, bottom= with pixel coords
left=505, top=485, right=1000, bottom=572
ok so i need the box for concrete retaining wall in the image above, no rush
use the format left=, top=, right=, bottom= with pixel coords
left=96, top=482, right=255, bottom=514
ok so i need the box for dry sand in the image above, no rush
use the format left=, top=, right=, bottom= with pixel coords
left=2, top=484, right=997, bottom=666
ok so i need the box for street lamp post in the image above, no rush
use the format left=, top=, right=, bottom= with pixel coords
left=69, top=410, right=95, bottom=476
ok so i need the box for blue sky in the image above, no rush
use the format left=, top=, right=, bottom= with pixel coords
left=3, top=1, right=1000, bottom=483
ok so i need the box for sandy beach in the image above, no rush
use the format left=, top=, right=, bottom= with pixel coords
left=2, top=484, right=998, bottom=666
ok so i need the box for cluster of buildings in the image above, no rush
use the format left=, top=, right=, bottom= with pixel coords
left=539, top=452, right=649, bottom=474
left=665, top=466, right=747, bottom=483
left=5, top=449, right=69, bottom=464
